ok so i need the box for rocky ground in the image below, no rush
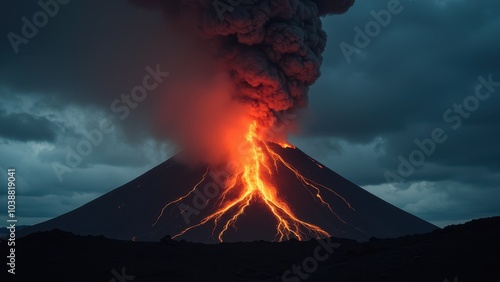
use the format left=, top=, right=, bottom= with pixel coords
left=2, top=217, right=499, bottom=282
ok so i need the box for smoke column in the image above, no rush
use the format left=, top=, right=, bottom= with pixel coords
left=133, top=0, right=354, bottom=164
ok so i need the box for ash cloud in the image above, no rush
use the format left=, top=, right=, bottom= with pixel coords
left=313, top=0, right=355, bottom=16
left=132, top=0, right=354, bottom=162
left=158, top=0, right=353, bottom=129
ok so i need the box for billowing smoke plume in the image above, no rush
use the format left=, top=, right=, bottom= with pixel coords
left=132, top=0, right=354, bottom=163
left=312, top=0, right=355, bottom=16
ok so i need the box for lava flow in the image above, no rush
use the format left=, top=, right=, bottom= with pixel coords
left=154, top=121, right=354, bottom=242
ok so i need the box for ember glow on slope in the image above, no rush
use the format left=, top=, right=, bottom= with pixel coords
left=154, top=121, right=354, bottom=242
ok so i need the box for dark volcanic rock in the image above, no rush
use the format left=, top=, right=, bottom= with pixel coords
left=3, top=217, right=499, bottom=281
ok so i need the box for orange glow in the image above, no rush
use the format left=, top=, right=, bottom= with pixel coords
left=155, top=120, right=352, bottom=242
left=278, top=142, right=296, bottom=149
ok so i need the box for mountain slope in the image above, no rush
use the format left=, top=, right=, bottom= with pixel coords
left=20, top=144, right=438, bottom=242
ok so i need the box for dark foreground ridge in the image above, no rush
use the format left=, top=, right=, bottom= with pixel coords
left=2, top=216, right=499, bottom=281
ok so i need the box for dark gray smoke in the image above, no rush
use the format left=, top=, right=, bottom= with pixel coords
left=313, top=0, right=355, bottom=15
left=133, top=0, right=354, bottom=153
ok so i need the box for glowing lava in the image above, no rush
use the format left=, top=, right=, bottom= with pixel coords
left=277, top=142, right=296, bottom=149
left=155, top=121, right=353, bottom=242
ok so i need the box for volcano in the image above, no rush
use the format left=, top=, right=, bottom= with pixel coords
left=20, top=143, right=437, bottom=243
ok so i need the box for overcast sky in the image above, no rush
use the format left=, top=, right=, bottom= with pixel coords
left=1, top=0, right=499, bottom=228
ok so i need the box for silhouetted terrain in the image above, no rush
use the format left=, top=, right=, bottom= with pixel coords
left=19, top=144, right=437, bottom=243
left=0, top=225, right=29, bottom=239
left=3, top=217, right=499, bottom=281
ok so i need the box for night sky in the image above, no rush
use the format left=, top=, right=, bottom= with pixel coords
left=1, top=0, right=499, bottom=228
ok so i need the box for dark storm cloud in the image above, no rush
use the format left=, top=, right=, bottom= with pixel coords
left=296, top=0, right=500, bottom=186
left=0, top=110, right=58, bottom=142
left=0, top=0, right=171, bottom=144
